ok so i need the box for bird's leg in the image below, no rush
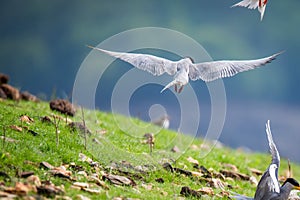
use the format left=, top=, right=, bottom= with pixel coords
left=175, top=85, right=178, bottom=93
left=263, top=0, right=268, bottom=6
left=178, top=86, right=184, bottom=93
left=259, top=0, right=262, bottom=7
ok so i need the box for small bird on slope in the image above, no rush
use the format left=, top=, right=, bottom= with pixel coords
left=232, top=120, right=300, bottom=200
left=151, top=114, right=170, bottom=129
left=88, top=45, right=281, bottom=93
left=232, top=0, right=268, bottom=21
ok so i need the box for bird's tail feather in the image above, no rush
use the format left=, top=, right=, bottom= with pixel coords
left=160, top=80, right=177, bottom=93
left=258, top=5, right=266, bottom=21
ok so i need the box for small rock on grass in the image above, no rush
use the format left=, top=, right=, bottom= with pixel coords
left=187, top=156, right=199, bottom=165
left=73, top=182, right=89, bottom=189
left=68, top=122, right=91, bottom=135
left=21, top=91, right=39, bottom=102
left=102, top=174, right=136, bottom=186
left=19, top=171, right=34, bottom=178
left=37, top=184, right=64, bottom=197
left=76, top=195, right=91, bottom=200
left=155, top=178, right=164, bottom=183
left=9, top=125, right=23, bottom=132
left=0, top=191, right=17, bottom=198
left=171, top=145, right=180, bottom=153
left=0, top=88, right=7, bottom=99
left=27, top=175, right=41, bottom=187
left=180, top=186, right=201, bottom=198
left=249, top=167, right=263, bottom=176
left=197, top=187, right=214, bottom=196
left=40, top=116, right=53, bottom=123
left=220, top=169, right=250, bottom=181
left=40, top=161, right=54, bottom=170
left=20, top=115, right=34, bottom=123
left=0, top=136, right=18, bottom=143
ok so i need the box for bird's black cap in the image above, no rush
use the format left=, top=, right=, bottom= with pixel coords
left=283, top=178, right=300, bottom=187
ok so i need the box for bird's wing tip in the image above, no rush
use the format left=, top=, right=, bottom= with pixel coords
left=277, top=50, right=286, bottom=55
left=86, top=44, right=95, bottom=49
left=265, top=120, right=271, bottom=136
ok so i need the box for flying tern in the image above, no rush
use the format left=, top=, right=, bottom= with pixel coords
left=232, top=0, right=269, bottom=21
left=88, top=45, right=281, bottom=93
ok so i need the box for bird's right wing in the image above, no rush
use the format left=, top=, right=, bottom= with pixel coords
left=266, top=120, right=280, bottom=168
left=88, top=46, right=177, bottom=76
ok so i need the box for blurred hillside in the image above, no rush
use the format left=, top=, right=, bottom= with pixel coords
left=0, top=1, right=300, bottom=161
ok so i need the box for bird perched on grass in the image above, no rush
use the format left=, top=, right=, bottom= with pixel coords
left=88, top=45, right=281, bottom=93
left=232, top=0, right=269, bottom=21
left=151, top=114, right=170, bottom=129
left=232, top=120, right=300, bottom=200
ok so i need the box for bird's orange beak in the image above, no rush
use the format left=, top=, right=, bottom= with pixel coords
left=294, top=186, right=300, bottom=190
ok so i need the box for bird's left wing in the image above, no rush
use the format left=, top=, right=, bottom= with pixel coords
left=265, top=120, right=281, bottom=193
left=189, top=52, right=282, bottom=82
left=266, top=120, right=280, bottom=167
left=88, top=46, right=177, bottom=76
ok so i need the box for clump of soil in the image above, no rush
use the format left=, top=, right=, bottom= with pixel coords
left=68, top=122, right=91, bottom=134
left=0, top=73, right=9, bottom=84
left=0, top=84, right=21, bottom=100
left=0, top=73, right=39, bottom=102
left=21, top=91, right=39, bottom=102
left=50, top=99, right=76, bottom=116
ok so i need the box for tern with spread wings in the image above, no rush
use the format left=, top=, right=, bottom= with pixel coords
left=88, top=45, right=281, bottom=94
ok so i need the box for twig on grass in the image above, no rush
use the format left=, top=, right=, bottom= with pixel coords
left=81, top=106, right=87, bottom=150
left=53, top=115, right=61, bottom=147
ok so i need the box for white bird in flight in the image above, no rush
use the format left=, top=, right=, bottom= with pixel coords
left=88, top=45, right=281, bottom=93
left=232, top=0, right=268, bottom=21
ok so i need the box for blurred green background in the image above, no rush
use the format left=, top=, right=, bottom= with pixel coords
left=0, top=0, right=300, bottom=162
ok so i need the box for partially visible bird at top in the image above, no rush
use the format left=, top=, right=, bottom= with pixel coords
left=232, top=0, right=269, bottom=21
left=88, top=45, right=282, bottom=94
left=232, top=120, right=300, bottom=200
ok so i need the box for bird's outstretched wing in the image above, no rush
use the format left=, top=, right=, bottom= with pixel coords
left=231, top=0, right=259, bottom=9
left=189, top=52, right=282, bottom=82
left=266, top=120, right=280, bottom=167
left=254, top=120, right=281, bottom=199
left=88, top=46, right=177, bottom=76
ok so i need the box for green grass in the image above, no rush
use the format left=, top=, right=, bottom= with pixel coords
left=0, top=99, right=299, bottom=199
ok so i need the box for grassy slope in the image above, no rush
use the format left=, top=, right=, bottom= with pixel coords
left=0, top=100, right=299, bottom=199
